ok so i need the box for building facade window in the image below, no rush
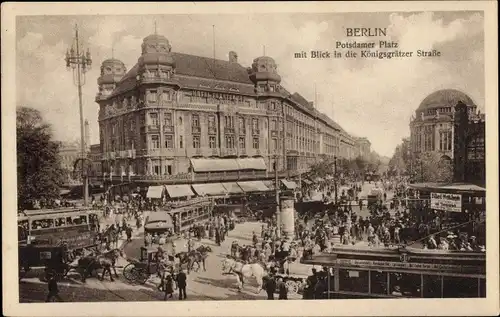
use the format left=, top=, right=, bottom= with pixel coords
left=151, top=135, right=160, bottom=149
left=208, top=115, right=216, bottom=129
left=225, top=116, right=234, bottom=129
left=439, top=130, right=453, bottom=151
left=252, top=118, right=259, bottom=134
left=239, top=137, right=245, bottom=149
left=270, top=101, right=276, bottom=110
left=165, top=135, right=173, bottom=148
left=272, top=138, right=278, bottom=151
left=239, top=117, right=245, bottom=134
left=252, top=137, right=259, bottom=149
left=193, top=136, right=201, bottom=148
left=179, top=136, right=183, bottom=148
left=150, top=113, right=159, bottom=126
left=225, top=135, right=235, bottom=148
left=161, top=91, right=171, bottom=102
left=271, top=119, right=277, bottom=131
left=424, top=126, right=434, bottom=151
left=147, top=90, right=157, bottom=103
left=164, top=113, right=172, bottom=127
left=192, top=114, right=200, bottom=127
left=209, top=136, right=216, bottom=148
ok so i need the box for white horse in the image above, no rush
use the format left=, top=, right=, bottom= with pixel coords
left=221, top=257, right=267, bottom=293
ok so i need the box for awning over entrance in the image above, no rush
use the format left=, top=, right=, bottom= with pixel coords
left=165, top=185, right=194, bottom=198
left=236, top=157, right=267, bottom=170
left=192, top=183, right=227, bottom=196
left=408, top=182, right=486, bottom=194
left=237, top=181, right=270, bottom=193
left=146, top=186, right=164, bottom=199
left=281, top=179, right=298, bottom=190
left=190, top=158, right=240, bottom=172
left=222, top=182, right=243, bottom=194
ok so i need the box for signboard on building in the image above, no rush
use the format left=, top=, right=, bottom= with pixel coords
left=430, top=192, right=462, bottom=212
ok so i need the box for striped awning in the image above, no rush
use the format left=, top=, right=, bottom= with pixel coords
left=236, top=158, right=267, bottom=170
left=281, top=179, right=298, bottom=190
left=165, top=185, right=195, bottom=198
left=190, top=158, right=240, bottom=172
left=191, top=183, right=227, bottom=196
left=146, top=186, right=164, bottom=199
left=237, top=181, right=270, bottom=193
left=222, top=182, right=243, bottom=194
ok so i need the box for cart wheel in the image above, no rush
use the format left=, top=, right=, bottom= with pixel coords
left=286, top=280, right=299, bottom=295
left=123, top=264, right=137, bottom=282
left=135, top=269, right=149, bottom=284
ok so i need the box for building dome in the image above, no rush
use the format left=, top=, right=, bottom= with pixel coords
left=98, top=58, right=127, bottom=85
left=249, top=56, right=281, bottom=83
left=138, top=33, right=175, bottom=67
left=418, top=89, right=475, bottom=110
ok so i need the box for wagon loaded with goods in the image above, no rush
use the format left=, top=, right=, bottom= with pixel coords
left=123, top=246, right=179, bottom=285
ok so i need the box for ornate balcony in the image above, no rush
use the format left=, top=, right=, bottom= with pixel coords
left=252, top=129, right=260, bottom=136
left=163, top=125, right=174, bottom=133
left=221, top=147, right=237, bottom=157
left=224, top=127, right=235, bottom=134
left=147, top=125, right=160, bottom=132
left=208, top=127, right=217, bottom=135
left=271, top=131, right=278, bottom=138
left=192, top=126, right=201, bottom=134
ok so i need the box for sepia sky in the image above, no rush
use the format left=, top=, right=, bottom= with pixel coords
left=16, top=11, right=484, bottom=157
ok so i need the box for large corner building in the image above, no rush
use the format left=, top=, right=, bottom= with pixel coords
left=95, top=33, right=364, bottom=183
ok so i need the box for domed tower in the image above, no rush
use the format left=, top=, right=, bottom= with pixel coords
left=249, top=56, right=281, bottom=93
left=96, top=58, right=127, bottom=100
left=137, top=34, right=176, bottom=80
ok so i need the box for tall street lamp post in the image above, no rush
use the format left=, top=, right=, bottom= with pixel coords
left=334, top=155, right=338, bottom=205
left=274, top=154, right=281, bottom=239
left=65, top=24, right=92, bottom=206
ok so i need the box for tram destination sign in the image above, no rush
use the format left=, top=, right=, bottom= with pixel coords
left=430, top=192, right=462, bottom=212
left=336, top=259, right=484, bottom=274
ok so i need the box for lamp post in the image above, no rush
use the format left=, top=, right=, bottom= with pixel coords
left=274, top=154, right=281, bottom=239
left=334, top=155, right=338, bottom=205
left=65, top=24, right=92, bottom=207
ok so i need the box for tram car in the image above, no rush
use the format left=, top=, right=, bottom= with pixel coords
left=18, top=208, right=99, bottom=280
left=301, top=245, right=486, bottom=298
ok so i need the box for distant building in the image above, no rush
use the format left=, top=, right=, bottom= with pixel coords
left=95, top=32, right=367, bottom=184
left=354, top=137, right=371, bottom=158
left=453, top=101, right=485, bottom=186
left=57, top=122, right=91, bottom=184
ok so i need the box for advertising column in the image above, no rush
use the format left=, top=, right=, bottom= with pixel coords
left=280, top=196, right=295, bottom=241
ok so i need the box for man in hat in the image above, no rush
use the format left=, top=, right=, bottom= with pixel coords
left=176, top=269, right=187, bottom=300
left=45, top=273, right=62, bottom=302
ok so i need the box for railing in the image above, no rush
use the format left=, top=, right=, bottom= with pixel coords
left=208, top=127, right=217, bottom=135
left=224, top=127, right=235, bottom=134
left=192, top=126, right=201, bottom=134
left=147, top=125, right=160, bottom=132
left=163, top=125, right=174, bottom=133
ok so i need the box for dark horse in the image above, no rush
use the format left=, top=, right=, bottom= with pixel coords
left=175, top=245, right=213, bottom=273
left=77, top=248, right=123, bottom=282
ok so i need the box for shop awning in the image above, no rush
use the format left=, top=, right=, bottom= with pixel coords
left=147, top=186, right=164, bottom=199
left=408, top=182, right=486, bottom=194
left=192, top=183, right=227, bottom=196
left=263, top=180, right=276, bottom=190
left=302, top=179, right=312, bottom=185
left=222, top=182, right=243, bottom=194
left=236, top=158, right=267, bottom=170
left=190, top=158, right=240, bottom=172
left=237, top=181, right=270, bottom=193
left=281, top=179, right=298, bottom=190
left=165, top=185, right=194, bottom=198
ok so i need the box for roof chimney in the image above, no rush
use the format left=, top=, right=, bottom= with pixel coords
left=229, top=51, right=238, bottom=63
left=308, top=101, right=314, bottom=108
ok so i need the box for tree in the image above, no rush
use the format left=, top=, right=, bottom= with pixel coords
left=415, top=152, right=453, bottom=183
left=17, top=107, right=65, bottom=210
left=308, top=154, right=334, bottom=179
left=389, top=138, right=411, bottom=176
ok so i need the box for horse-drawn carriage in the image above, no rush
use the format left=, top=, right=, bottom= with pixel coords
left=123, top=246, right=179, bottom=284
left=19, top=244, right=73, bottom=281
